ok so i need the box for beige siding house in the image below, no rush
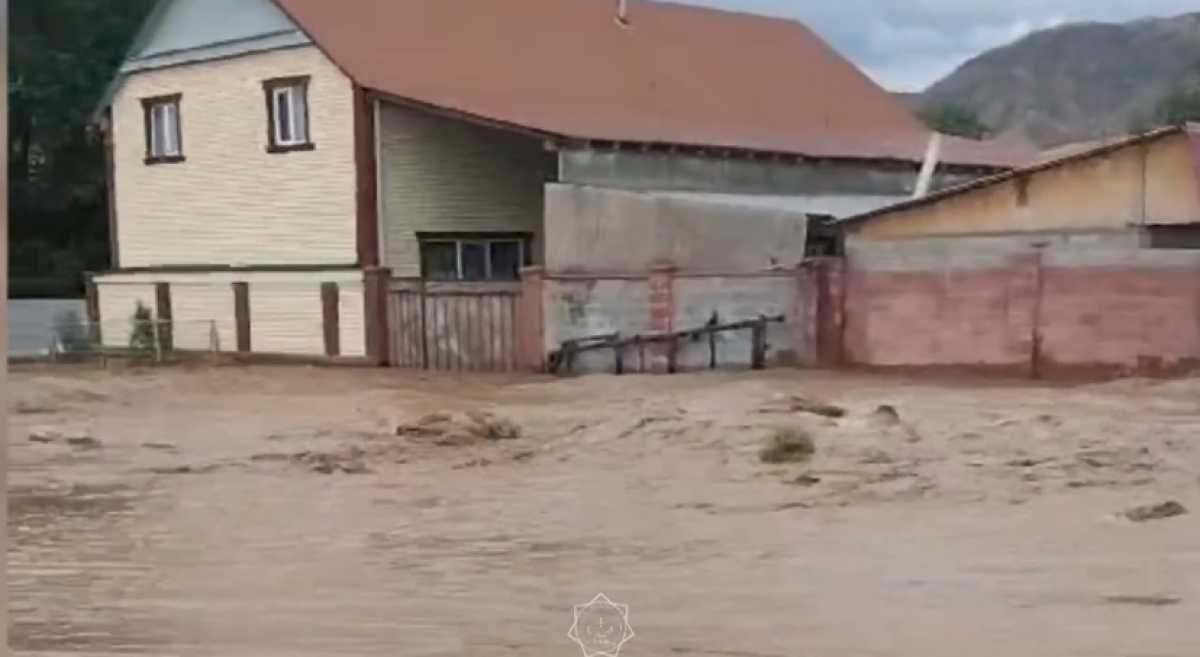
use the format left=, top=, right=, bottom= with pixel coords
left=843, top=126, right=1200, bottom=242
left=92, top=0, right=1025, bottom=364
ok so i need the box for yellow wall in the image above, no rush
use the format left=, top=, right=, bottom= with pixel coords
left=378, top=103, right=556, bottom=278
left=855, top=133, right=1200, bottom=239
left=112, top=46, right=357, bottom=267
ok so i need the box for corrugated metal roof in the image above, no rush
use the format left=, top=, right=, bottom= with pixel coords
left=271, top=0, right=1030, bottom=169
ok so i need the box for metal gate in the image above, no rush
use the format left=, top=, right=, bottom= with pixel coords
left=389, top=283, right=519, bottom=371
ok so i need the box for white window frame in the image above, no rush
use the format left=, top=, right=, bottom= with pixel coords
left=268, top=80, right=310, bottom=149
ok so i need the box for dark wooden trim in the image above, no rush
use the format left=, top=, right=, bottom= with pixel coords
left=141, top=93, right=183, bottom=163
left=102, top=264, right=360, bottom=274
left=321, top=282, right=341, bottom=357
left=154, top=282, right=174, bottom=352
left=144, top=155, right=186, bottom=166
left=102, top=109, right=120, bottom=269
left=266, top=142, right=316, bottom=154
left=263, top=75, right=314, bottom=152
left=354, top=85, right=380, bottom=267
left=233, top=282, right=251, bottom=353
left=415, top=231, right=534, bottom=241
left=362, top=267, right=391, bottom=366
left=85, top=277, right=102, bottom=346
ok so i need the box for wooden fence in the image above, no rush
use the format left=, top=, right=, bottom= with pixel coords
left=389, top=282, right=520, bottom=372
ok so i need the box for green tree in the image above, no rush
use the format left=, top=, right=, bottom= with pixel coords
left=918, top=103, right=992, bottom=140
left=1155, top=85, right=1200, bottom=125
left=9, top=0, right=157, bottom=298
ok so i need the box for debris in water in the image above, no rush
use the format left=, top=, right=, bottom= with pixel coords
left=396, top=411, right=522, bottom=445
left=786, top=474, right=822, bottom=487
left=1104, top=595, right=1182, bottom=607
left=759, top=428, right=816, bottom=464
left=1124, top=501, right=1187, bottom=523
left=759, top=394, right=846, bottom=419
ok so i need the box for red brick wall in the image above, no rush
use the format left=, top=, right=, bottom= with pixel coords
left=830, top=245, right=1200, bottom=378
left=1038, top=265, right=1200, bottom=376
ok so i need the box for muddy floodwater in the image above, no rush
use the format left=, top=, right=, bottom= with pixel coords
left=9, top=365, right=1200, bottom=656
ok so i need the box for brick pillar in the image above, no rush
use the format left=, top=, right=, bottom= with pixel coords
left=811, top=258, right=846, bottom=368
left=516, top=266, right=547, bottom=372
left=1008, top=252, right=1044, bottom=379
left=648, top=264, right=677, bottom=373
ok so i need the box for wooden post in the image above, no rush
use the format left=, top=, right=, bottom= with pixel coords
left=667, top=337, right=679, bottom=374
left=418, top=278, right=430, bottom=370
left=233, top=282, right=251, bottom=353
left=321, top=282, right=341, bottom=358
left=751, top=320, right=767, bottom=370
left=362, top=267, right=392, bottom=366
left=84, top=276, right=102, bottom=347
left=154, top=282, right=173, bottom=354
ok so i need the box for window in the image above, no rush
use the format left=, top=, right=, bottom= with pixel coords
left=263, top=76, right=313, bottom=153
left=141, top=94, right=183, bottom=164
left=420, top=236, right=529, bottom=281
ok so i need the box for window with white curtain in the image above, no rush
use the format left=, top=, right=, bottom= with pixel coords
left=142, top=94, right=183, bottom=163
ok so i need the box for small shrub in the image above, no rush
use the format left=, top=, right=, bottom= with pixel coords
left=129, top=302, right=157, bottom=355
left=759, top=428, right=816, bottom=464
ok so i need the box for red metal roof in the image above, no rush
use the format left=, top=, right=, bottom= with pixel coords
left=273, top=0, right=1030, bottom=169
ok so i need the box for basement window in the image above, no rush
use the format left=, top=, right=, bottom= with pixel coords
left=263, top=76, right=313, bottom=153
left=420, top=235, right=529, bottom=282
left=142, top=94, right=183, bottom=164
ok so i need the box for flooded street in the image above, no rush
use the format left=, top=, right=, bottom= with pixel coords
left=9, top=365, right=1200, bottom=656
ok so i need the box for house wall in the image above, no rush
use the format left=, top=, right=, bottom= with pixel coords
left=544, top=184, right=809, bottom=273
left=112, top=45, right=357, bottom=268
left=377, top=102, right=557, bottom=277
left=854, top=133, right=1200, bottom=239
left=837, top=232, right=1200, bottom=376
left=94, top=270, right=366, bottom=357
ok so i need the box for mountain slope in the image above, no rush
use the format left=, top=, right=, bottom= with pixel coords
left=920, top=13, right=1200, bottom=147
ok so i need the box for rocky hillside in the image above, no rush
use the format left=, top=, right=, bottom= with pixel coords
left=920, top=12, right=1200, bottom=147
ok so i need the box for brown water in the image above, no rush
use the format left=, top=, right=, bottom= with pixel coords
left=9, top=366, right=1200, bottom=656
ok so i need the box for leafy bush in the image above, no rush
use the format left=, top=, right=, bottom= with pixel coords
left=129, top=302, right=156, bottom=355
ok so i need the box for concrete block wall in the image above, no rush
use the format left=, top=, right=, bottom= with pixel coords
left=535, top=268, right=808, bottom=374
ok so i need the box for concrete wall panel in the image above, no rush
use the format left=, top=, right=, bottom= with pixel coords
left=545, top=184, right=809, bottom=273
left=673, top=275, right=800, bottom=368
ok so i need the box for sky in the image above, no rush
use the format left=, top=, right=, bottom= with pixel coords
left=678, top=0, right=1199, bottom=91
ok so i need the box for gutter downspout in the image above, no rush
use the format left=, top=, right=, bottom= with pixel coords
left=913, top=132, right=943, bottom=199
